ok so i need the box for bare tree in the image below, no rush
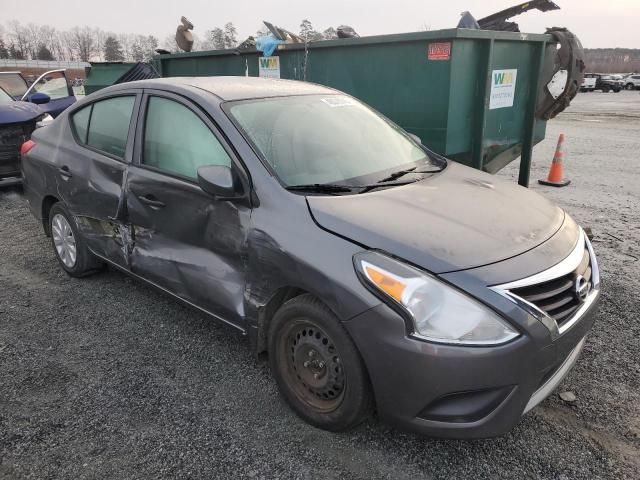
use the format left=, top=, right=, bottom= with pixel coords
left=71, top=26, right=95, bottom=61
left=223, top=22, right=237, bottom=48
left=6, top=21, right=29, bottom=59
left=93, top=28, right=108, bottom=61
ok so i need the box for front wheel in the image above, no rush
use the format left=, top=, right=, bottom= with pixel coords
left=268, top=294, right=373, bottom=431
left=49, top=203, right=103, bottom=277
left=626, top=83, right=635, bottom=91
left=602, top=86, right=611, bottom=93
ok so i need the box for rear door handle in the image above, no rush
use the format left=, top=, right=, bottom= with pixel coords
left=58, top=166, right=72, bottom=178
left=138, top=194, right=166, bottom=209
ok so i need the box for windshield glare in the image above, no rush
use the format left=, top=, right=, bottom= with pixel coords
left=229, top=95, right=439, bottom=186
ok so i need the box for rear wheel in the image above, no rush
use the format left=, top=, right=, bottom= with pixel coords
left=602, top=85, right=611, bottom=93
left=268, top=294, right=373, bottom=431
left=49, top=203, right=103, bottom=277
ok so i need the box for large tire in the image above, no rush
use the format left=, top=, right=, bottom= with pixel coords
left=48, top=202, right=103, bottom=277
left=268, top=294, right=373, bottom=431
left=602, top=85, right=610, bottom=93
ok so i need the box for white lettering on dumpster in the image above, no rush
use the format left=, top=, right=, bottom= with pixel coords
left=259, top=56, right=281, bottom=79
left=489, top=69, right=518, bottom=110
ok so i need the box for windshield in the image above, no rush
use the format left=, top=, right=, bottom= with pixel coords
left=228, top=94, right=440, bottom=187
left=0, top=87, right=13, bottom=104
left=0, top=73, right=28, bottom=98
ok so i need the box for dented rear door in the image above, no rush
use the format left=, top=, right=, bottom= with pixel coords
left=58, top=90, right=142, bottom=268
left=125, top=91, right=251, bottom=328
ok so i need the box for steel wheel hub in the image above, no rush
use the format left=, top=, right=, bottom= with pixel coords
left=51, top=213, right=77, bottom=268
left=285, top=322, right=345, bottom=411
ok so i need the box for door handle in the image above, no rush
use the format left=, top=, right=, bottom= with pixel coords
left=58, top=166, right=72, bottom=178
left=138, top=194, right=166, bottom=209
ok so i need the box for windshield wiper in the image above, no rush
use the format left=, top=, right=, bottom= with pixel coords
left=358, top=180, right=419, bottom=194
left=376, top=163, right=445, bottom=184
left=377, top=166, right=418, bottom=183
left=286, top=183, right=356, bottom=194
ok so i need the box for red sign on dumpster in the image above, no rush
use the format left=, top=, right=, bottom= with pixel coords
left=427, top=42, right=451, bottom=61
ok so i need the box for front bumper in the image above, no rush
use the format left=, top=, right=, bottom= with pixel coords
left=344, top=291, right=599, bottom=439
left=1, top=122, right=32, bottom=183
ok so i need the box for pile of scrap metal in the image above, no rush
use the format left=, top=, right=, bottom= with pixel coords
left=458, top=0, right=560, bottom=32
left=458, top=0, right=584, bottom=121
left=238, top=21, right=360, bottom=53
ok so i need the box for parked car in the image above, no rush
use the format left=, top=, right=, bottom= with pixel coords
left=21, top=77, right=600, bottom=439
left=0, top=85, right=53, bottom=186
left=623, top=73, right=640, bottom=90
left=583, top=73, right=622, bottom=93
left=580, top=76, right=596, bottom=92
left=0, top=69, right=76, bottom=118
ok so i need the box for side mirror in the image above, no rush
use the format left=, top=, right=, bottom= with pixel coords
left=197, top=165, right=239, bottom=199
left=408, top=133, right=422, bottom=145
left=30, top=92, right=51, bottom=105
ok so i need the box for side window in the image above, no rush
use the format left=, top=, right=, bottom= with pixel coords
left=71, top=105, right=91, bottom=144
left=86, top=96, right=135, bottom=159
left=143, top=96, right=232, bottom=179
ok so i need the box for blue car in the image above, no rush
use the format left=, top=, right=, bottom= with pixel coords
left=0, top=69, right=76, bottom=118
left=0, top=69, right=76, bottom=185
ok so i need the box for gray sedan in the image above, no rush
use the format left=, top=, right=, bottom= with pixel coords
left=20, top=77, right=600, bottom=438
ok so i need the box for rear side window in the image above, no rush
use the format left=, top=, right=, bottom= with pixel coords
left=80, top=96, right=135, bottom=159
left=143, top=96, right=231, bottom=179
left=71, top=105, right=91, bottom=143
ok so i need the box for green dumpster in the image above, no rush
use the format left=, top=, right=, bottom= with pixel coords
left=154, top=28, right=576, bottom=186
left=84, top=62, right=159, bottom=95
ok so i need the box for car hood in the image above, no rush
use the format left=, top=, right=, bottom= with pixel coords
left=307, top=162, right=564, bottom=274
left=0, top=101, right=42, bottom=124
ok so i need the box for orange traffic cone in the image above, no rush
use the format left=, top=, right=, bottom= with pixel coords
left=539, top=134, right=571, bottom=187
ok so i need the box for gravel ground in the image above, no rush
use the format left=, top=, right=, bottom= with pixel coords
left=1, top=91, right=639, bottom=479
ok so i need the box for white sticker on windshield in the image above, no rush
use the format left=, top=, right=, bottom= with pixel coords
left=321, top=97, right=357, bottom=108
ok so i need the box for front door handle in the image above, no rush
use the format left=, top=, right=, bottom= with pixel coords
left=138, top=194, right=166, bottom=209
left=58, top=166, right=72, bottom=178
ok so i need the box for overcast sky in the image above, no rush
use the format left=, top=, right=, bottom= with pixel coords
left=0, top=0, right=638, bottom=48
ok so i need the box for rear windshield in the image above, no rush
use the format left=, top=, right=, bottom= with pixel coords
left=0, top=73, right=28, bottom=98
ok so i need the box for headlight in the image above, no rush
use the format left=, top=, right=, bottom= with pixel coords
left=36, top=114, right=54, bottom=128
left=354, top=251, right=519, bottom=345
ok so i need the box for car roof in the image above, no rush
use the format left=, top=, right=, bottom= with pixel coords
left=108, top=76, right=338, bottom=101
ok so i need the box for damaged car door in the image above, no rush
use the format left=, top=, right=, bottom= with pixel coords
left=125, top=91, right=251, bottom=328
left=62, top=91, right=140, bottom=267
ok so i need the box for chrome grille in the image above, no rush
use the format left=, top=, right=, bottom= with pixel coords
left=510, top=248, right=592, bottom=328
left=493, top=229, right=600, bottom=336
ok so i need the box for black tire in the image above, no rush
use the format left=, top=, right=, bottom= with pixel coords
left=626, top=83, right=635, bottom=91
left=268, top=294, right=373, bottom=431
left=48, top=202, right=103, bottom=277
left=602, top=85, right=610, bottom=93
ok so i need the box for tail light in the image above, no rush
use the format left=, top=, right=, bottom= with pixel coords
left=20, top=140, right=36, bottom=156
